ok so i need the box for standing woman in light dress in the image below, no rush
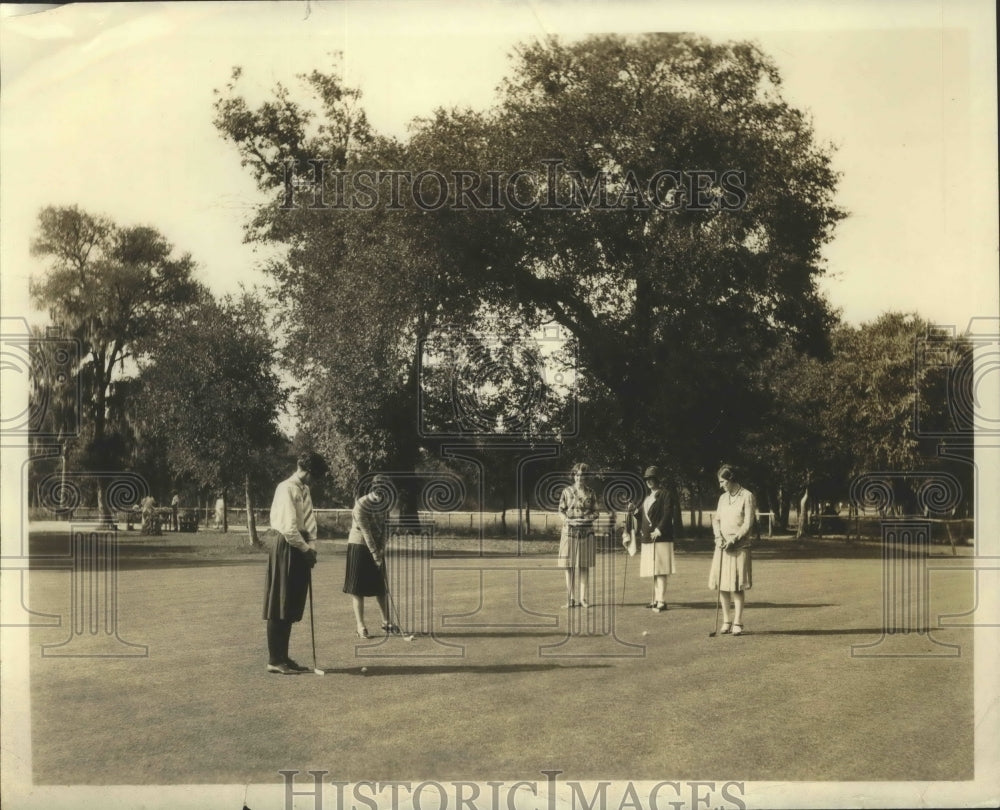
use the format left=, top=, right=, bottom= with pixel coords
left=557, top=463, right=599, bottom=608
left=710, top=464, right=756, bottom=635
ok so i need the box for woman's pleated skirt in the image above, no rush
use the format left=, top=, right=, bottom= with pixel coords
left=343, top=543, right=386, bottom=597
left=640, top=541, right=677, bottom=577
left=557, top=526, right=597, bottom=569
left=708, top=546, right=752, bottom=591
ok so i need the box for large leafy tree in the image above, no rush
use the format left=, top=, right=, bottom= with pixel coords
left=742, top=336, right=851, bottom=531
left=135, top=291, right=287, bottom=543
left=745, top=313, right=972, bottom=534
left=214, top=34, right=844, bottom=505
left=214, top=66, right=494, bottom=509
left=27, top=323, right=81, bottom=512
left=822, top=313, right=971, bottom=515
left=419, top=325, right=570, bottom=529
left=30, top=206, right=202, bottom=522
left=412, top=34, right=844, bottom=475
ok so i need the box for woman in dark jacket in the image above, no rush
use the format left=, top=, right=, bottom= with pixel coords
left=629, top=466, right=677, bottom=612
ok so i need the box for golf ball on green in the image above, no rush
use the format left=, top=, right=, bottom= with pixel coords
left=642, top=631, right=649, bottom=636
left=361, top=667, right=368, bottom=674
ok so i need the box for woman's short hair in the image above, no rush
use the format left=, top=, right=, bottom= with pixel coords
left=717, top=464, right=740, bottom=483
left=358, top=473, right=393, bottom=501
left=571, top=462, right=589, bottom=475
left=297, top=451, right=329, bottom=478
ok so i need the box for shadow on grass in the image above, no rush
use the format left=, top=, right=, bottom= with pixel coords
left=745, top=627, right=958, bottom=636
left=622, top=601, right=837, bottom=609
left=28, top=528, right=968, bottom=570
left=31, top=554, right=268, bottom=570
left=28, top=531, right=273, bottom=569
left=315, top=662, right=612, bottom=676
left=429, top=630, right=562, bottom=638
left=674, top=539, right=967, bottom=560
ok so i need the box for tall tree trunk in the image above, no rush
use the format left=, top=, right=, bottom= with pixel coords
left=671, top=484, right=682, bottom=537
left=245, top=474, right=261, bottom=547
left=778, top=487, right=790, bottom=532
left=60, top=441, right=68, bottom=521
left=96, top=480, right=113, bottom=529
left=93, top=370, right=113, bottom=527
left=693, top=481, right=703, bottom=532
left=796, top=486, right=810, bottom=539
left=764, top=485, right=777, bottom=522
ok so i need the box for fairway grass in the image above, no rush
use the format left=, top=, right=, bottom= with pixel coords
left=24, top=531, right=974, bottom=785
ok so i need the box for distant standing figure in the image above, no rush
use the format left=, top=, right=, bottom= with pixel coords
left=140, top=495, right=160, bottom=536
left=710, top=464, right=756, bottom=636
left=343, top=475, right=394, bottom=637
left=629, top=466, right=677, bottom=612
left=557, top=462, right=599, bottom=608
left=262, top=452, right=327, bottom=674
left=214, top=495, right=225, bottom=529
left=171, top=492, right=180, bottom=532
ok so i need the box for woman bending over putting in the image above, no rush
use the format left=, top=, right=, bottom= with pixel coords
left=344, top=474, right=396, bottom=637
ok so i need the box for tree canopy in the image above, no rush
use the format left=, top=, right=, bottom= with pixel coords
left=30, top=205, right=202, bottom=518
left=214, top=33, right=845, bottom=491
left=135, top=291, right=287, bottom=536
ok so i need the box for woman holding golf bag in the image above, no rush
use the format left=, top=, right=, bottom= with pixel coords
left=628, top=466, right=677, bottom=612
left=710, top=464, right=756, bottom=636
left=558, top=463, right=600, bottom=608
left=344, top=474, right=397, bottom=637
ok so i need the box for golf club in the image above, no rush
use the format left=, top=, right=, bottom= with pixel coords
left=708, top=546, right=724, bottom=638
left=308, top=577, right=325, bottom=674
left=381, top=564, right=415, bottom=642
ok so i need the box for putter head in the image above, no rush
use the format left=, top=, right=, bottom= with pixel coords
left=313, top=668, right=325, bottom=675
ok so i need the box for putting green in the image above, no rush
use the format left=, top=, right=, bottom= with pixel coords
left=25, top=532, right=974, bottom=784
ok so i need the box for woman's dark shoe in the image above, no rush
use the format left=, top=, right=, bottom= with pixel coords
left=356, top=628, right=371, bottom=639
left=267, top=662, right=300, bottom=675
left=381, top=622, right=401, bottom=635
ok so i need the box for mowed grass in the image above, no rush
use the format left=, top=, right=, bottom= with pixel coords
left=26, top=529, right=975, bottom=784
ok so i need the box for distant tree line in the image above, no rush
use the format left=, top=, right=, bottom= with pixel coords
left=26, top=33, right=974, bottom=539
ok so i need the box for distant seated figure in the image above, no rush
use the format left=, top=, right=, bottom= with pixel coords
left=140, top=495, right=161, bottom=536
